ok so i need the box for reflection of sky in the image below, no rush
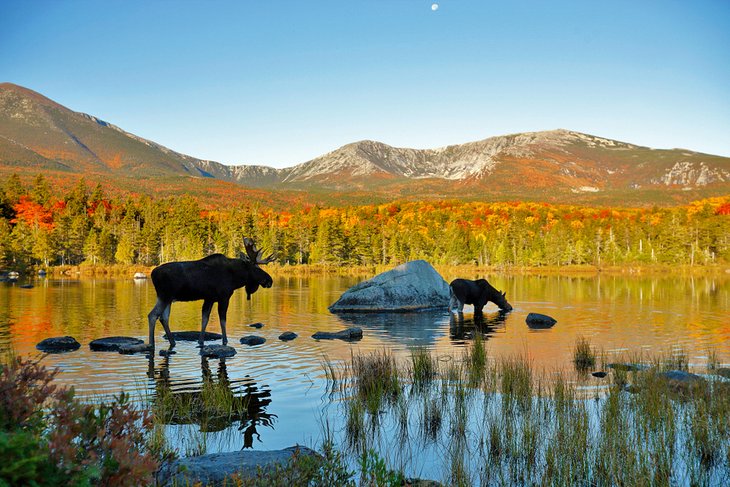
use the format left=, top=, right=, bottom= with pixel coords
left=1, top=273, right=730, bottom=454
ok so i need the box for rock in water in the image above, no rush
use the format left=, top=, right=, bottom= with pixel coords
left=200, top=345, right=236, bottom=358
left=278, top=332, right=297, bottom=341
left=525, top=313, right=557, bottom=328
left=248, top=322, right=265, bottom=329
left=157, top=446, right=321, bottom=486
left=164, top=331, right=223, bottom=341
left=36, top=336, right=81, bottom=353
left=312, top=327, right=363, bottom=341
left=328, top=260, right=449, bottom=312
left=90, top=336, right=143, bottom=352
left=118, top=343, right=153, bottom=355
left=240, top=335, right=266, bottom=346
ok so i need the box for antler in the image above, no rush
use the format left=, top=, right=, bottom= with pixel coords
left=243, top=237, right=276, bottom=265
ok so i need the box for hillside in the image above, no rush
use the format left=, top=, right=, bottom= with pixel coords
left=1, top=82, right=729, bottom=206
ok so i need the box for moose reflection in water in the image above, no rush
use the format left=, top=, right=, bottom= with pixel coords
left=148, top=354, right=276, bottom=448
left=449, top=310, right=508, bottom=342
left=448, top=278, right=513, bottom=315
left=147, top=238, right=274, bottom=349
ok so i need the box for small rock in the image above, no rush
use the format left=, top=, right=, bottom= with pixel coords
left=19, top=284, right=34, bottom=289
left=200, top=344, right=236, bottom=358
left=279, top=332, right=297, bottom=341
left=312, top=327, right=363, bottom=341
left=714, top=368, right=730, bottom=379
left=659, top=370, right=704, bottom=383
left=159, top=349, right=177, bottom=357
left=240, top=335, right=266, bottom=346
left=591, top=371, right=607, bottom=378
left=118, top=343, right=153, bottom=355
left=90, top=336, right=143, bottom=352
left=525, top=313, right=557, bottom=328
left=164, top=331, right=223, bottom=342
left=248, top=322, right=265, bottom=329
left=36, top=336, right=81, bottom=353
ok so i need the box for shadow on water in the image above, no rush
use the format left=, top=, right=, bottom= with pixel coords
left=336, top=310, right=451, bottom=347
left=147, top=354, right=276, bottom=448
left=449, top=310, right=508, bottom=342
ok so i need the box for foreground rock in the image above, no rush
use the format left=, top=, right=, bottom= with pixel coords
left=240, top=335, right=266, bottom=346
left=329, top=260, right=449, bottom=312
left=118, top=343, right=154, bottom=355
left=200, top=344, right=236, bottom=358
left=157, top=446, right=320, bottom=486
left=312, top=327, right=363, bottom=341
left=36, top=336, right=81, bottom=353
left=279, top=331, right=297, bottom=341
left=89, top=336, right=143, bottom=352
left=525, top=313, right=557, bottom=328
left=164, top=331, right=223, bottom=341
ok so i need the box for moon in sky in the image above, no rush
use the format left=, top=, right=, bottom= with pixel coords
left=431, top=3, right=439, bottom=11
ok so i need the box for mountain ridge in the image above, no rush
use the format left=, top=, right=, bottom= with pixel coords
left=1, top=82, right=729, bottom=205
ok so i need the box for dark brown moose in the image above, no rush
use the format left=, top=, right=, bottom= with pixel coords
left=147, top=238, right=274, bottom=348
left=448, top=278, right=513, bottom=315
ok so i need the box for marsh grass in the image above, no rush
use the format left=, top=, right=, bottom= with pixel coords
left=329, top=346, right=730, bottom=486
left=573, top=335, right=596, bottom=372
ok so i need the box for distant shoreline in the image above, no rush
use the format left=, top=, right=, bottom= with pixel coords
left=21, top=262, right=730, bottom=280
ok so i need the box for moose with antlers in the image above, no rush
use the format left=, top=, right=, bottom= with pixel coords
left=147, top=238, right=275, bottom=348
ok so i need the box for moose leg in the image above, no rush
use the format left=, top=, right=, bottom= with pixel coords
left=200, top=300, right=214, bottom=346
left=148, top=298, right=170, bottom=348
left=160, top=302, right=175, bottom=348
left=217, top=297, right=230, bottom=346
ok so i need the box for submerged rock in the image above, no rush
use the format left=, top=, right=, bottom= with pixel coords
left=525, top=313, right=557, bottom=328
left=240, top=335, right=266, bottom=346
left=90, top=336, right=143, bottom=352
left=19, top=284, right=34, bottom=289
left=328, top=260, right=449, bottom=312
left=164, top=331, right=223, bottom=342
left=312, top=327, right=363, bottom=341
left=247, top=322, right=265, bottom=329
left=36, top=336, right=81, bottom=353
left=607, top=363, right=650, bottom=373
left=157, top=446, right=321, bottom=486
left=118, top=343, right=153, bottom=355
left=200, top=344, right=236, bottom=358
left=278, top=332, right=297, bottom=341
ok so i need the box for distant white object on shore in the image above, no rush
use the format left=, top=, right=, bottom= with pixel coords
left=8, top=271, right=19, bottom=280
left=133, top=272, right=147, bottom=280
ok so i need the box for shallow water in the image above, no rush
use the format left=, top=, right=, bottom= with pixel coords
left=1, top=272, right=729, bottom=459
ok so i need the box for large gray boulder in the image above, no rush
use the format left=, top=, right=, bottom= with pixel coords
left=157, top=446, right=321, bottom=486
left=329, top=260, right=449, bottom=312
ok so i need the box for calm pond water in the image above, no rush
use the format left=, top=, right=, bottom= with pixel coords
left=1, top=272, right=729, bottom=460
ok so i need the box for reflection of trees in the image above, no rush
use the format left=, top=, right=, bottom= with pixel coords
left=449, top=311, right=507, bottom=341
left=148, top=354, right=276, bottom=448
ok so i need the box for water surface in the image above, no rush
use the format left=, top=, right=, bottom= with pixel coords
left=1, top=272, right=728, bottom=456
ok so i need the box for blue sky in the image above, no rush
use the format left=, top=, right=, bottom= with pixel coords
left=2, top=0, right=729, bottom=166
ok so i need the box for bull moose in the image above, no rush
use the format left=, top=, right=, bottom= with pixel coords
left=448, top=278, right=513, bottom=315
left=147, top=238, right=274, bottom=348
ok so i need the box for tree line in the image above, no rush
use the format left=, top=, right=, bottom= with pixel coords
left=1, top=174, right=729, bottom=270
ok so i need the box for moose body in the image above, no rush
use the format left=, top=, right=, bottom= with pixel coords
left=449, top=278, right=513, bottom=315
left=148, top=240, right=273, bottom=348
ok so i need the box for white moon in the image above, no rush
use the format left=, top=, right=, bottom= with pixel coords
left=431, top=3, right=439, bottom=11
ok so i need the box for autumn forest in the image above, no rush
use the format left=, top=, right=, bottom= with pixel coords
left=1, top=173, right=729, bottom=271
